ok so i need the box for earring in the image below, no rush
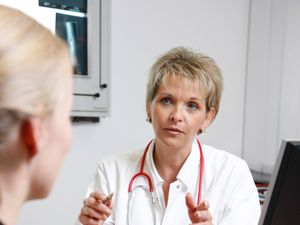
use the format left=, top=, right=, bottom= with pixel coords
left=146, top=117, right=152, bottom=123
left=197, top=128, right=205, bottom=135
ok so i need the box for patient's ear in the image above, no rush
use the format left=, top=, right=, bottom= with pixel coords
left=20, top=118, right=39, bottom=158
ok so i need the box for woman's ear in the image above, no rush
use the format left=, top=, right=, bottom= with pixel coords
left=200, top=107, right=216, bottom=133
left=146, top=102, right=151, bottom=118
left=20, top=118, right=39, bottom=158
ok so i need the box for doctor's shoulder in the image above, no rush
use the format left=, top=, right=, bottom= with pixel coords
left=202, top=144, right=253, bottom=181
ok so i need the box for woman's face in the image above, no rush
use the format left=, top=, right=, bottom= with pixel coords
left=147, top=75, right=215, bottom=152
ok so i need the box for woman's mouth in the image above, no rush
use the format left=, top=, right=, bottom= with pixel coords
left=164, top=127, right=184, bottom=135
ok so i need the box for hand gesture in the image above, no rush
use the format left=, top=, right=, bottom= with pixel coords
left=78, top=191, right=113, bottom=225
left=185, top=193, right=213, bottom=225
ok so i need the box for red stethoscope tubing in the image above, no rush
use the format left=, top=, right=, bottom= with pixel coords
left=128, top=139, right=204, bottom=205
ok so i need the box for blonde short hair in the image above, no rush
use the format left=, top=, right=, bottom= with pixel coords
left=0, top=5, right=72, bottom=145
left=146, top=47, right=223, bottom=117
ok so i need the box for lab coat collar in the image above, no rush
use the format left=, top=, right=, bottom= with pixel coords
left=147, top=141, right=164, bottom=186
left=146, top=139, right=200, bottom=189
left=176, top=139, right=200, bottom=189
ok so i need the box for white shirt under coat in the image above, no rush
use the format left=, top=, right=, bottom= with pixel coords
left=76, top=139, right=261, bottom=225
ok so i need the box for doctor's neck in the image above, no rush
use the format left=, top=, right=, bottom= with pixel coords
left=153, top=142, right=191, bottom=183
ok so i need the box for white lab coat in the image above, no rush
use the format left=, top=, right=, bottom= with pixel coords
left=76, top=140, right=261, bottom=225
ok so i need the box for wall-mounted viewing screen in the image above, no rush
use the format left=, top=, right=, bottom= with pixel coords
left=37, top=0, right=110, bottom=120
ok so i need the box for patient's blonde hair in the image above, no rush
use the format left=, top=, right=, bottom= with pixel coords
left=0, top=5, right=72, bottom=146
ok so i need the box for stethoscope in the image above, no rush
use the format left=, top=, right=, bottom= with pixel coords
left=127, top=139, right=204, bottom=225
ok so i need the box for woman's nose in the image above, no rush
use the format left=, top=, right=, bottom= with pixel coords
left=169, top=106, right=183, bottom=123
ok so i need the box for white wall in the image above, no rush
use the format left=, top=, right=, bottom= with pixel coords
left=0, top=0, right=250, bottom=224
left=243, top=0, right=300, bottom=173
left=279, top=0, right=300, bottom=145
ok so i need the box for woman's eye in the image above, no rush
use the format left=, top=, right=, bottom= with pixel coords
left=187, top=102, right=199, bottom=110
left=160, top=97, right=172, bottom=105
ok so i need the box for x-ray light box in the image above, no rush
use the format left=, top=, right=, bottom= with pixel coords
left=40, top=0, right=111, bottom=122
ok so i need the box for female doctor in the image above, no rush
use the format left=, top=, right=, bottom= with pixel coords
left=77, top=47, right=261, bottom=225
